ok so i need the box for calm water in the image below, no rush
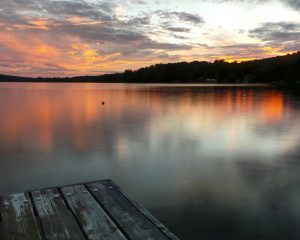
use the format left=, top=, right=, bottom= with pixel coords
left=1, top=83, right=300, bottom=239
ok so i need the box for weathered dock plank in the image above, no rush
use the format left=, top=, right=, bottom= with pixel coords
left=31, top=188, right=86, bottom=240
left=0, top=180, right=178, bottom=240
left=87, top=181, right=175, bottom=240
left=0, top=192, right=43, bottom=240
left=61, top=184, right=127, bottom=240
left=107, top=181, right=179, bottom=240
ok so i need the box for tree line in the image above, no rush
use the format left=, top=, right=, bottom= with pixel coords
left=1, top=51, right=299, bottom=83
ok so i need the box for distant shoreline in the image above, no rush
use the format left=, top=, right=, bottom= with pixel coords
left=0, top=81, right=273, bottom=87
left=1, top=51, right=299, bottom=84
left=2, top=81, right=300, bottom=91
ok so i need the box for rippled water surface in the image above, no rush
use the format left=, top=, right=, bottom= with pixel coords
left=1, top=83, right=300, bottom=239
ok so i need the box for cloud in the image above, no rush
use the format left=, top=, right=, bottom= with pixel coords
left=130, top=0, right=147, bottom=4
left=285, top=0, right=300, bottom=10
left=154, top=10, right=203, bottom=38
left=166, top=27, right=191, bottom=32
left=0, top=0, right=117, bottom=20
left=0, top=0, right=197, bottom=76
left=0, top=0, right=299, bottom=76
left=172, top=12, right=205, bottom=24
left=156, top=10, right=205, bottom=25
left=213, top=0, right=300, bottom=10
left=0, top=0, right=192, bottom=50
left=124, top=16, right=151, bottom=26
left=43, top=1, right=116, bottom=21
left=249, top=22, right=300, bottom=43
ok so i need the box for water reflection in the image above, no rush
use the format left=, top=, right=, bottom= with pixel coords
left=0, top=83, right=300, bottom=239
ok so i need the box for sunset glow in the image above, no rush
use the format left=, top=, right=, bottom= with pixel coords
left=0, top=0, right=300, bottom=77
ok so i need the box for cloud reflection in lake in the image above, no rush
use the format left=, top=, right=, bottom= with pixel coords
left=1, top=83, right=300, bottom=239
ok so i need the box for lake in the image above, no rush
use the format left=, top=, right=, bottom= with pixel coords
left=1, top=83, right=300, bottom=239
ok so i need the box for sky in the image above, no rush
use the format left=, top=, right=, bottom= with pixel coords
left=0, top=0, right=300, bottom=77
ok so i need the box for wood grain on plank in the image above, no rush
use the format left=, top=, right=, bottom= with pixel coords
left=106, top=180, right=179, bottom=240
left=86, top=181, right=175, bottom=240
left=0, top=192, right=43, bottom=240
left=61, top=184, right=126, bottom=240
left=31, top=188, right=86, bottom=240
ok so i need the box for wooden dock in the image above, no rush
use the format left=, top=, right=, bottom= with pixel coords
left=0, top=179, right=179, bottom=240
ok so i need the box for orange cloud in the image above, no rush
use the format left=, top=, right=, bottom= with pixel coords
left=67, top=17, right=102, bottom=25
left=0, top=16, right=297, bottom=77
left=35, top=45, right=60, bottom=57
